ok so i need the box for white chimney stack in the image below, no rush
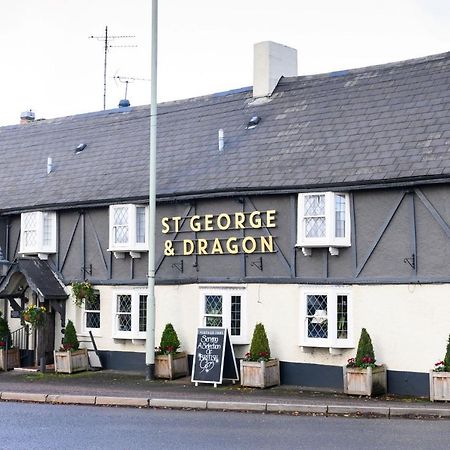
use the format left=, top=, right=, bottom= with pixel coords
left=253, top=41, right=298, bottom=98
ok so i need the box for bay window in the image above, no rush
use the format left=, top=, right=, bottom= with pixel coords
left=20, top=211, right=57, bottom=258
left=297, top=192, right=351, bottom=254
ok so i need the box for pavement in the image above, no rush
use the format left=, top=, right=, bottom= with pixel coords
left=0, top=369, right=449, bottom=419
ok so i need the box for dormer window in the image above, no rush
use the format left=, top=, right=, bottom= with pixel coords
left=297, top=192, right=350, bottom=255
left=108, top=204, right=148, bottom=258
left=20, top=211, right=57, bottom=259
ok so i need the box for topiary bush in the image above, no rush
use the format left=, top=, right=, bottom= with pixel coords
left=350, top=328, right=376, bottom=368
left=62, top=320, right=80, bottom=352
left=158, top=323, right=181, bottom=355
left=444, top=334, right=450, bottom=372
left=248, top=323, right=271, bottom=362
left=0, top=312, right=12, bottom=349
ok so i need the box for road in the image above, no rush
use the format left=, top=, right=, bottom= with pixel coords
left=0, top=402, right=449, bottom=449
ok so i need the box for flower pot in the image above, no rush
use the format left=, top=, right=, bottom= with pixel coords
left=429, top=371, right=450, bottom=401
left=240, top=359, right=280, bottom=388
left=0, top=348, right=20, bottom=370
left=155, top=352, right=188, bottom=380
left=343, top=365, right=387, bottom=396
left=54, top=348, right=89, bottom=374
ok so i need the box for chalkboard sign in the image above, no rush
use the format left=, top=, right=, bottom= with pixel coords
left=191, top=327, right=238, bottom=387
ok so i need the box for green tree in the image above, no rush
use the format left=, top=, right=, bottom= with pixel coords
left=249, top=323, right=271, bottom=361
left=444, top=334, right=450, bottom=372
left=159, top=323, right=180, bottom=354
left=63, top=320, right=79, bottom=352
left=355, top=328, right=376, bottom=366
left=0, top=312, right=12, bottom=349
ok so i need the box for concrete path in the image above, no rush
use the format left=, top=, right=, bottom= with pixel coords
left=1, top=369, right=449, bottom=419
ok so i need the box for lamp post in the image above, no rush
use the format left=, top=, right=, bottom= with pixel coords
left=145, top=0, right=158, bottom=381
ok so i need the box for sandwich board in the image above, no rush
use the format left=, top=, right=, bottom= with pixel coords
left=191, top=327, right=239, bottom=387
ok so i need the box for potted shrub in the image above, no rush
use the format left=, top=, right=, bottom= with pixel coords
left=71, top=281, right=95, bottom=307
left=343, top=328, right=387, bottom=396
left=429, top=334, right=450, bottom=401
left=155, top=323, right=188, bottom=380
left=0, top=312, right=20, bottom=370
left=240, top=323, right=280, bottom=388
left=54, top=320, right=89, bottom=374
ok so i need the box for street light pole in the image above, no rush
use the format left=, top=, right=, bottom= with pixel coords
left=145, top=0, right=158, bottom=381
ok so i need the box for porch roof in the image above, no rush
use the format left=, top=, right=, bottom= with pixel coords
left=0, top=258, right=68, bottom=301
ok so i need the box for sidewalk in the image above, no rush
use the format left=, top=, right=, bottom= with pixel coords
left=1, top=369, right=449, bottom=419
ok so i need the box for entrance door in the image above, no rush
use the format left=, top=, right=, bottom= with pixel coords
left=44, top=311, right=55, bottom=364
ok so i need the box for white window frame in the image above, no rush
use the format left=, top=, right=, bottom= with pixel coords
left=82, top=291, right=101, bottom=336
left=20, top=211, right=57, bottom=257
left=199, top=286, right=248, bottom=345
left=112, top=289, right=147, bottom=340
left=108, top=204, right=148, bottom=253
left=297, top=192, right=351, bottom=248
left=299, top=286, right=353, bottom=349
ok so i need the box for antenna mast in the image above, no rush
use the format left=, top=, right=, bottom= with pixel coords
left=89, top=26, right=136, bottom=110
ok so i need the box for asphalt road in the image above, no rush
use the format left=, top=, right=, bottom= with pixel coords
left=0, top=402, right=449, bottom=450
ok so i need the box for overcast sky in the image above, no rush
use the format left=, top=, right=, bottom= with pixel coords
left=0, top=0, right=449, bottom=126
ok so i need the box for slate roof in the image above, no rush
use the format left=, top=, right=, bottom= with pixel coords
left=0, top=51, right=449, bottom=212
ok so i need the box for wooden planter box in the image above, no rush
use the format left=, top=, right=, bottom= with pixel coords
left=0, top=348, right=20, bottom=370
left=240, top=359, right=280, bottom=388
left=54, top=348, right=89, bottom=374
left=155, top=352, right=188, bottom=380
left=343, top=365, right=387, bottom=396
left=430, top=371, right=450, bottom=401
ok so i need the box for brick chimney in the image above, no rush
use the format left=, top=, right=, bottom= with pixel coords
left=253, top=41, right=298, bottom=98
left=20, top=110, right=35, bottom=124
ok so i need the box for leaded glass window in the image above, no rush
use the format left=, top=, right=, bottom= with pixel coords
left=231, top=295, right=241, bottom=336
left=335, top=194, right=346, bottom=238
left=204, top=295, right=223, bottom=327
left=337, top=295, right=348, bottom=339
left=136, top=207, right=146, bottom=244
left=113, top=207, right=129, bottom=244
left=85, top=292, right=100, bottom=329
left=304, top=194, right=326, bottom=238
left=306, top=294, right=328, bottom=338
left=139, top=295, right=147, bottom=332
left=117, top=294, right=132, bottom=332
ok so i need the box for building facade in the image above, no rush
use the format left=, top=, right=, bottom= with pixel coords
left=1, top=43, right=450, bottom=396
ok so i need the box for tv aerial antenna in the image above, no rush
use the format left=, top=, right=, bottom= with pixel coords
left=89, top=26, right=137, bottom=110
left=113, top=74, right=151, bottom=102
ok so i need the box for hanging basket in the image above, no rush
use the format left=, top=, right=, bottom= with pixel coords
left=21, top=305, right=46, bottom=328
left=71, top=281, right=95, bottom=307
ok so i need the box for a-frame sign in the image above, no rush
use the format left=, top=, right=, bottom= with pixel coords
left=191, top=327, right=239, bottom=387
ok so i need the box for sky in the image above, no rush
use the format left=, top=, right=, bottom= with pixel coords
left=0, top=0, right=449, bottom=126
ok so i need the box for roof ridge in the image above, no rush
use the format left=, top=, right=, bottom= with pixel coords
left=281, top=50, right=450, bottom=84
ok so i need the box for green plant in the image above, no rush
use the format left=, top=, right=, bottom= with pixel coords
left=21, top=305, right=46, bottom=328
left=434, top=334, right=450, bottom=372
left=347, top=328, right=377, bottom=368
left=157, top=323, right=181, bottom=355
left=246, top=323, right=271, bottom=362
left=62, top=320, right=80, bottom=352
left=71, top=281, right=95, bottom=307
left=0, top=311, right=12, bottom=349
left=444, top=334, right=450, bottom=371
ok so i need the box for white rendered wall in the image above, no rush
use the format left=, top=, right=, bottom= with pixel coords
left=62, top=282, right=450, bottom=375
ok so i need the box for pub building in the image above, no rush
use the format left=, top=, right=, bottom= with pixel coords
left=0, top=41, right=449, bottom=396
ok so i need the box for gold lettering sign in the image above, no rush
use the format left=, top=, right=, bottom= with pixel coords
left=161, top=210, right=277, bottom=256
